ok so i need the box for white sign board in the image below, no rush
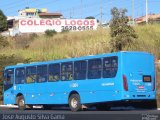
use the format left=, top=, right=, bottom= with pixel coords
left=19, top=19, right=98, bottom=33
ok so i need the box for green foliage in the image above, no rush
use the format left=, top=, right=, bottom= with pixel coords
left=85, top=16, right=95, bottom=19
left=0, top=9, right=7, bottom=32
left=45, top=29, right=57, bottom=37
left=85, top=16, right=99, bottom=23
left=109, top=7, right=138, bottom=52
left=0, top=54, right=30, bottom=68
left=0, top=35, right=9, bottom=48
left=61, top=29, right=69, bottom=33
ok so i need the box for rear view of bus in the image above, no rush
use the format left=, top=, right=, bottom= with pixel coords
left=121, top=52, right=157, bottom=108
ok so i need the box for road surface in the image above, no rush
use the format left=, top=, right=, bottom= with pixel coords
left=0, top=106, right=159, bottom=120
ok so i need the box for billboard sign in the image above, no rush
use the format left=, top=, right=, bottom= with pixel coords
left=19, top=19, right=98, bottom=33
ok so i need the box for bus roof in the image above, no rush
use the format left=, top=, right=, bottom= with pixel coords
left=4, top=51, right=152, bottom=69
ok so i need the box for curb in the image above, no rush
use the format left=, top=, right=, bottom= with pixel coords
left=0, top=104, right=18, bottom=108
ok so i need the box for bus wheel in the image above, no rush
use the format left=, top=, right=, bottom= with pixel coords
left=69, top=94, right=82, bottom=112
left=17, top=96, right=26, bottom=110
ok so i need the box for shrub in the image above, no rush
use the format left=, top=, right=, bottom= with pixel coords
left=45, top=29, right=57, bottom=37
left=13, top=34, right=35, bottom=49
left=0, top=35, right=9, bottom=48
left=61, top=29, right=69, bottom=33
left=30, top=33, right=38, bottom=39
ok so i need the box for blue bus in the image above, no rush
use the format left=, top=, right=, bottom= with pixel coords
left=3, top=51, right=157, bottom=111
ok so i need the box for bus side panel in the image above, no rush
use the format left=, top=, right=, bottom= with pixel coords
left=4, top=88, right=16, bottom=104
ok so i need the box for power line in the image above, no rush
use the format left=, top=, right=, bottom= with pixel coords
left=0, top=0, right=26, bottom=8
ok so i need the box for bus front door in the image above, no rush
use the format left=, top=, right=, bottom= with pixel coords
left=3, top=69, right=15, bottom=104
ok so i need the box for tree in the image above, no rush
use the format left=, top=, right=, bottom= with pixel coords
left=45, top=29, right=57, bottom=37
left=0, top=35, right=9, bottom=48
left=85, top=16, right=99, bottom=23
left=85, top=16, right=95, bottom=19
left=109, top=7, right=138, bottom=52
left=0, top=9, right=7, bottom=32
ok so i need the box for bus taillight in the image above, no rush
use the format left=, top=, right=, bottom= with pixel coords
left=123, top=75, right=128, bottom=91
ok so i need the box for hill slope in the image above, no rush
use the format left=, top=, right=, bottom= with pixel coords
left=1, top=24, right=160, bottom=61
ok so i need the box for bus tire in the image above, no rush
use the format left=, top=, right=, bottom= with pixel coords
left=69, top=94, right=82, bottom=112
left=17, top=96, right=26, bottom=110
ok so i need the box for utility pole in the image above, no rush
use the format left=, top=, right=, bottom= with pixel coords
left=132, top=0, right=135, bottom=25
left=146, top=0, right=148, bottom=24
left=72, top=7, right=74, bottom=18
left=100, top=6, right=103, bottom=26
left=70, top=10, right=72, bottom=19
left=70, top=8, right=74, bottom=19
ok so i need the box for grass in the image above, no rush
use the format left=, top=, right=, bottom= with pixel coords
left=2, top=28, right=110, bottom=61
left=1, top=24, right=160, bottom=62
left=133, top=24, right=160, bottom=59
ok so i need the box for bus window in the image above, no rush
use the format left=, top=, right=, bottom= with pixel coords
left=103, top=56, right=118, bottom=78
left=15, top=68, right=25, bottom=84
left=4, top=69, right=14, bottom=85
left=48, top=64, right=60, bottom=82
left=37, top=65, right=47, bottom=83
left=74, top=61, right=87, bottom=80
left=61, top=62, right=73, bottom=81
left=88, top=59, right=102, bottom=79
left=26, top=67, right=36, bottom=83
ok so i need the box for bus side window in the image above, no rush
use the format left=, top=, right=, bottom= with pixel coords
left=74, top=60, right=87, bottom=80
left=4, top=69, right=14, bottom=85
left=61, top=62, right=73, bottom=81
left=15, top=68, right=25, bottom=84
left=103, top=56, right=118, bottom=78
left=88, top=59, right=102, bottom=79
left=26, top=67, right=36, bottom=83
left=37, top=65, right=47, bottom=83
left=48, top=64, right=60, bottom=82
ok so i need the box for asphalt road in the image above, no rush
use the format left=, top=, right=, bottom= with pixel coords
left=0, top=106, right=159, bottom=120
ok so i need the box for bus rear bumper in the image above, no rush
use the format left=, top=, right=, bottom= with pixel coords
left=122, top=91, right=156, bottom=100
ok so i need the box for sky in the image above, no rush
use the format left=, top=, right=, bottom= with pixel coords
left=0, top=0, right=160, bottom=22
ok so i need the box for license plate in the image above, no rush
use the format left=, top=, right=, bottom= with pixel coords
left=143, top=75, right=151, bottom=82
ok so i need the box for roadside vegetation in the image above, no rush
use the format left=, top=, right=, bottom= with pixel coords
left=0, top=24, right=160, bottom=106
left=0, top=24, right=160, bottom=61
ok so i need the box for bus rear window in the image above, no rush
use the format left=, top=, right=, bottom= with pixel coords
left=103, top=56, right=118, bottom=78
